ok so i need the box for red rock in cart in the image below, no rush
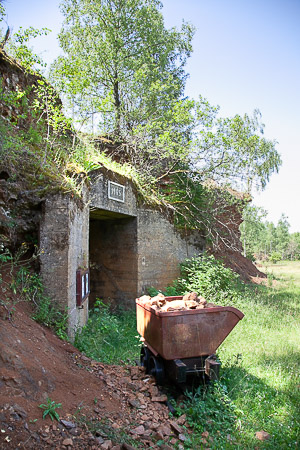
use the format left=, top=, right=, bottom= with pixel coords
left=139, top=295, right=151, bottom=304
left=184, top=300, right=199, bottom=309
left=182, top=292, right=198, bottom=302
left=161, top=300, right=186, bottom=311
left=138, top=292, right=217, bottom=311
left=150, top=293, right=166, bottom=307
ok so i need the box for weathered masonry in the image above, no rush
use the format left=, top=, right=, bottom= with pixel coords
left=40, top=169, right=205, bottom=338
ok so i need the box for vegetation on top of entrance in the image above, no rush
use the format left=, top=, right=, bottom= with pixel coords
left=0, top=0, right=281, bottom=249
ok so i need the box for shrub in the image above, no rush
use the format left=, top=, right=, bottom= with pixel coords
left=148, top=253, right=243, bottom=305
left=269, top=251, right=281, bottom=264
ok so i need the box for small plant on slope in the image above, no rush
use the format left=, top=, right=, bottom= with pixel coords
left=39, top=397, right=62, bottom=421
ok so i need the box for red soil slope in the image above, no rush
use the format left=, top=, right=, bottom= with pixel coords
left=0, top=301, right=190, bottom=449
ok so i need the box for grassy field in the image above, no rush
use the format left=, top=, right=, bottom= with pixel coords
left=76, top=261, right=300, bottom=449
left=216, top=261, right=300, bottom=449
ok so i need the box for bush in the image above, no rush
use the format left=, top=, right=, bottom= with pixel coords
left=148, top=254, right=243, bottom=305
left=269, top=251, right=281, bottom=264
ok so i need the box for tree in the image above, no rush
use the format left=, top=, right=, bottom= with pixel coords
left=50, top=0, right=282, bottom=248
left=275, top=214, right=290, bottom=258
left=192, top=104, right=281, bottom=193
left=52, top=0, right=194, bottom=137
left=52, top=0, right=281, bottom=194
left=240, top=204, right=267, bottom=259
left=285, top=233, right=300, bottom=260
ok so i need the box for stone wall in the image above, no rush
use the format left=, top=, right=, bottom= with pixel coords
left=40, top=191, right=89, bottom=338
left=137, top=208, right=205, bottom=294
left=89, top=169, right=137, bottom=217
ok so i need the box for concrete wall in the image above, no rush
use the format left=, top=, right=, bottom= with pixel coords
left=137, top=208, right=205, bottom=294
left=40, top=191, right=89, bottom=339
left=89, top=169, right=137, bottom=217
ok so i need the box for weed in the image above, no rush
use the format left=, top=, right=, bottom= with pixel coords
left=32, top=293, right=68, bottom=341
left=170, top=382, right=238, bottom=448
left=39, top=397, right=62, bottom=421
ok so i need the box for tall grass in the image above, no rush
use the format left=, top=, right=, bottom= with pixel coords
left=217, top=264, right=299, bottom=449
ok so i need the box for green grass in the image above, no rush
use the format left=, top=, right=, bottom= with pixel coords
left=75, top=263, right=300, bottom=449
left=215, top=261, right=300, bottom=449
left=74, top=300, right=140, bottom=365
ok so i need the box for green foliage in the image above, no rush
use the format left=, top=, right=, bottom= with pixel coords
left=74, top=300, right=140, bottom=364
left=240, top=204, right=267, bottom=259
left=286, top=232, right=300, bottom=260
left=52, top=0, right=194, bottom=137
left=39, top=397, right=62, bottom=421
left=269, top=251, right=281, bottom=264
left=193, top=104, right=281, bottom=193
left=240, top=207, right=299, bottom=261
left=149, top=254, right=242, bottom=305
left=0, top=243, right=38, bottom=318
left=171, top=383, right=237, bottom=448
left=0, top=3, right=4, bottom=22
left=32, top=292, right=69, bottom=341
left=7, top=26, right=51, bottom=72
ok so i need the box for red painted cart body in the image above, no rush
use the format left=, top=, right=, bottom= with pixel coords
left=136, top=296, right=244, bottom=360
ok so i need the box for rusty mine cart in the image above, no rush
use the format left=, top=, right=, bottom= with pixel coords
left=136, top=296, right=244, bottom=385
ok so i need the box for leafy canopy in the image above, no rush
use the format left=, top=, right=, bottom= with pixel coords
left=52, top=0, right=194, bottom=137
left=0, top=0, right=282, bottom=248
left=52, top=0, right=281, bottom=195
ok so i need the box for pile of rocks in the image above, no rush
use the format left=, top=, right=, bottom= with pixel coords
left=138, top=292, right=217, bottom=312
left=0, top=363, right=192, bottom=449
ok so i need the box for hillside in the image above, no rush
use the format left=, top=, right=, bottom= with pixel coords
left=0, top=297, right=190, bottom=449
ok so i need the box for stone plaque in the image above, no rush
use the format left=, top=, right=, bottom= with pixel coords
left=108, top=181, right=125, bottom=203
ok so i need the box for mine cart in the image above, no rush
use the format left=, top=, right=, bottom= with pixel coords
left=136, top=296, right=244, bottom=385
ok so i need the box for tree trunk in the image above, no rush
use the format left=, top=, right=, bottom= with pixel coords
left=113, top=78, right=121, bottom=137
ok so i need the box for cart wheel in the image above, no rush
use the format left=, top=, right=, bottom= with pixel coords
left=140, top=346, right=151, bottom=372
left=148, top=355, right=165, bottom=385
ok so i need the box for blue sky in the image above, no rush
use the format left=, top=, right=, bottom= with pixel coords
left=3, top=0, right=300, bottom=232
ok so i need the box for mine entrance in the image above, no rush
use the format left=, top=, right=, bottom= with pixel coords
left=89, top=209, right=138, bottom=309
